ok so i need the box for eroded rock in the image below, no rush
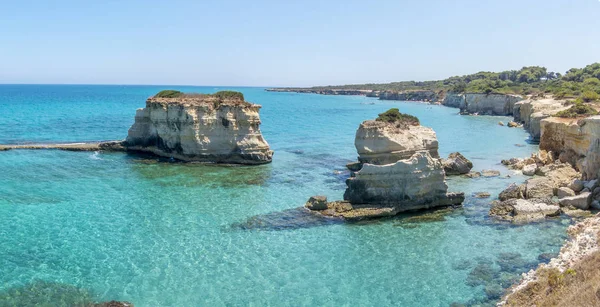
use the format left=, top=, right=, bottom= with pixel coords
left=443, top=152, right=473, bottom=175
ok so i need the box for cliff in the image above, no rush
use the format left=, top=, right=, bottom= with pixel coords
left=442, top=93, right=523, bottom=115
left=513, top=98, right=568, bottom=141
left=539, top=116, right=600, bottom=180
left=125, top=92, right=273, bottom=164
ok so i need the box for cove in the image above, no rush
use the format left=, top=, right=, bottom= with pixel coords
left=0, top=85, right=570, bottom=306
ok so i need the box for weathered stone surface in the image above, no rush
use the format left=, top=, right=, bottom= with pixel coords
left=584, top=179, right=598, bottom=190
left=305, top=196, right=328, bottom=211
left=513, top=98, right=569, bottom=141
left=522, top=164, right=537, bottom=176
left=481, top=170, right=501, bottom=177
left=125, top=95, right=273, bottom=164
left=525, top=177, right=554, bottom=199
left=475, top=192, right=491, bottom=198
left=490, top=198, right=560, bottom=223
left=499, top=183, right=526, bottom=201
left=540, top=116, right=600, bottom=180
left=559, top=192, right=592, bottom=210
left=344, top=151, right=458, bottom=211
left=442, top=93, right=523, bottom=115
left=563, top=195, right=591, bottom=210
left=568, top=179, right=585, bottom=193
left=556, top=187, right=576, bottom=199
left=354, top=120, right=439, bottom=164
left=465, top=171, right=481, bottom=178
left=443, top=152, right=473, bottom=175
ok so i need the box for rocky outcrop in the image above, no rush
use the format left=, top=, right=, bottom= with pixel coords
left=512, top=98, right=568, bottom=141
left=501, top=214, right=600, bottom=305
left=265, top=88, right=372, bottom=96
left=124, top=92, right=273, bottom=164
left=354, top=120, right=439, bottom=164
left=539, top=116, right=600, bottom=180
left=307, top=113, right=464, bottom=220
left=442, top=152, right=473, bottom=175
left=442, top=93, right=523, bottom=115
left=490, top=198, right=560, bottom=223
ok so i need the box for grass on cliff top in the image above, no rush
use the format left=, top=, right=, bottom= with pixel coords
left=504, top=250, right=600, bottom=307
left=554, top=102, right=598, bottom=118
left=154, top=90, right=245, bottom=102
left=375, top=108, right=420, bottom=127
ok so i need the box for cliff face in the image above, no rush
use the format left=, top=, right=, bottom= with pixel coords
left=125, top=96, right=273, bottom=164
left=343, top=119, right=463, bottom=210
left=539, top=116, right=600, bottom=180
left=354, top=121, right=439, bottom=164
left=513, top=98, right=568, bottom=141
left=442, top=93, right=523, bottom=115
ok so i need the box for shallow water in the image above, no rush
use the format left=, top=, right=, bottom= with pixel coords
left=0, top=85, right=570, bottom=306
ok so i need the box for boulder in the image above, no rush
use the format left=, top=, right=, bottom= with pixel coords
left=305, top=196, right=328, bottom=211
left=499, top=183, right=526, bottom=201
left=525, top=177, right=554, bottom=199
left=465, top=171, right=481, bottom=178
left=507, top=121, right=519, bottom=128
left=568, top=179, right=585, bottom=193
left=443, top=152, right=473, bottom=175
left=591, top=200, right=600, bottom=210
left=559, top=192, right=592, bottom=210
left=584, top=179, right=598, bottom=190
left=498, top=121, right=505, bottom=126
left=522, top=164, right=537, bottom=176
left=475, top=192, right=491, bottom=198
left=556, top=187, right=576, bottom=199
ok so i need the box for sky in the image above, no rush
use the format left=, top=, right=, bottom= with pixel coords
left=0, top=0, right=599, bottom=86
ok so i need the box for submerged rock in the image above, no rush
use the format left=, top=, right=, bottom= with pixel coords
left=490, top=198, right=560, bottom=223
left=124, top=91, right=273, bottom=164
left=481, top=170, right=501, bottom=177
left=443, top=152, right=473, bottom=175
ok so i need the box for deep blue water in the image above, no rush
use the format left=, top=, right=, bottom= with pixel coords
left=0, top=85, right=569, bottom=306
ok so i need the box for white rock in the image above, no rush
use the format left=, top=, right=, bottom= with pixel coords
left=522, top=164, right=537, bottom=176
left=559, top=192, right=592, bottom=210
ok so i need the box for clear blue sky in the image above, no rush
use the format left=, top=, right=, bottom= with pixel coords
left=0, top=0, right=598, bottom=86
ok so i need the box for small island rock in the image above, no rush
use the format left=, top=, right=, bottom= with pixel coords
left=443, top=152, right=473, bottom=175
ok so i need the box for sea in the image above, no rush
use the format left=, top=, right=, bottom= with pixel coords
left=0, top=85, right=571, bottom=306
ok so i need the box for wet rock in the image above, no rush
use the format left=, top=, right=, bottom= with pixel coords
left=475, top=192, right=491, bottom=198
left=537, top=253, right=556, bottom=263
left=443, top=152, right=473, bottom=175
left=507, top=121, right=519, bottom=128
left=481, top=170, right=501, bottom=177
left=499, top=183, right=526, bottom=201
left=562, top=207, right=594, bottom=218
left=95, top=301, right=134, bottom=307
left=346, top=161, right=363, bottom=172
left=591, top=200, right=600, bottom=210
left=465, top=171, right=481, bottom=178
left=498, top=121, right=505, bottom=126
left=522, top=164, right=537, bottom=176
left=557, top=187, right=576, bottom=199
left=305, top=195, right=328, bottom=211
left=559, top=192, right=592, bottom=210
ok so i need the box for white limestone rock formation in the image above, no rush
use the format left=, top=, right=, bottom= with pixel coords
left=125, top=91, right=273, bottom=164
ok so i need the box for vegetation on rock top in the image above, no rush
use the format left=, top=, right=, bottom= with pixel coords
left=153, top=90, right=246, bottom=104
left=376, top=108, right=420, bottom=126
left=554, top=102, right=598, bottom=118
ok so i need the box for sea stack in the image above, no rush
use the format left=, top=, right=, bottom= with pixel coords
left=307, top=109, right=464, bottom=220
left=125, top=90, right=273, bottom=164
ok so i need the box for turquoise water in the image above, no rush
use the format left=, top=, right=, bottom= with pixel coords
left=0, top=85, right=570, bottom=306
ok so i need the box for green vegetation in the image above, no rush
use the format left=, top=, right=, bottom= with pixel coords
left=214, top=90, right=245, bottom=101
left=155, top=90, right=183, bottom=98
left=153, top=90, right=245, bottom=102
left=555, top=102, right=598, bottom=118
left=298, top=63, right=600, bottom=102
left=376, top=108, right=419, bottom=126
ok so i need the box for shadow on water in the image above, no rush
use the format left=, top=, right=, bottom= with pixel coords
left=0, top=281, right=96, bottom=306
left=230, top=207, right=344, bottom=231
left=125, top=153, right=273, bottom=188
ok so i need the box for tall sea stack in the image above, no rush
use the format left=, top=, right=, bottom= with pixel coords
left=125, top=90, right=273, bottom=164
